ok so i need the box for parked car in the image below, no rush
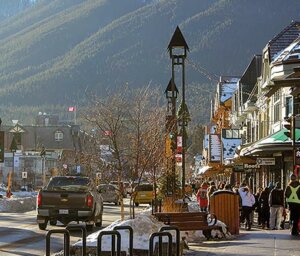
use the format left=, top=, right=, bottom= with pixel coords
left=97, top=184, right=120, bottom=205
left=36, top=176, right=103, bottom=231
left=109, top=181, right=128, bottom=198
left=132, top=184, right=154, bottom=206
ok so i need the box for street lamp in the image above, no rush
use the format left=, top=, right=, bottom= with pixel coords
left=10, top=137, right=18, bottom=194
left=40, top=146, right=46, bottom=186
left=167, top=26, right=189, bottom=197
left=165, top=79, right=178, bottom=194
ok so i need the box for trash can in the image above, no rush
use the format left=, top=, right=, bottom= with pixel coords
left=210, top=190, right=240, bottom=235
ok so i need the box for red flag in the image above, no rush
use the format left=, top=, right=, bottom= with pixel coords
left=68, top=106, right=76, bottom=112
left=103, top=130, right=112, bottom=136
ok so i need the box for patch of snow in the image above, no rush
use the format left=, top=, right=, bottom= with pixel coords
left=73, top=199, right=233, bottom=253
left=0, top=191, right=37, bottom=212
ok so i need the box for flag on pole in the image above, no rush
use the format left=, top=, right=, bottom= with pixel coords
left=68, top=106, right=76, bottom=112
left=103, top=130, right=112, bottom=136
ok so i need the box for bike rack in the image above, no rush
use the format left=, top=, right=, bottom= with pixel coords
left=66, top=224, right=87, bottom=256
left=159, top=226, right=180, bottom=256
left=46, top=229, right=70, bottom=256
left=97, top=230, right=121, bottom=256
left=149, top=231, right=172, bottom=256
left=113, top=225, right=133, bottom=256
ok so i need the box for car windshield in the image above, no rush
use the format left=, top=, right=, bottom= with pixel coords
left=135, top=184, right=153, bottom=191
left=46, top=177, right=90, bottom=192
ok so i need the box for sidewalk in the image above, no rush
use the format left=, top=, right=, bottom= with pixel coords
left=185, top=228, right=300, bottom=256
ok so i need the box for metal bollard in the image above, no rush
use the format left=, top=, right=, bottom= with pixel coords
left=159, top=226, right=180, bottom=256
left=66, top=223, right=87, bottom=256
left=46, top=229, right=70, bottom=256
left=113, top=225, right=133, bottom=256
left=97, top=230, right=121, bottom=256
left=149, top=231, right=172, bottom=256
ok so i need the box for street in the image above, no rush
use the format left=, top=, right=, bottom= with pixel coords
left=0, top=199, right=145, bottom=256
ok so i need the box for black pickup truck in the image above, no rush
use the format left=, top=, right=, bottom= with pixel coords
left=36, top=176, right=103, bottom=230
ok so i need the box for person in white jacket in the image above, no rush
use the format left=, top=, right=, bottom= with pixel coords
left=239, top=186, right=256, bottom=230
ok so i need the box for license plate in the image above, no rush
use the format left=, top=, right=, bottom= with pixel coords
left=59, top=209, right=69, bottom=214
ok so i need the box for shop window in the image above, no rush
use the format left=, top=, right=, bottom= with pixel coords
left=274, top=90, right=280, bottom=123
left=285, top=96, right=292, bottom=117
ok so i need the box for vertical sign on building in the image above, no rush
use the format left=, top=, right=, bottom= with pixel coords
left=0, top=131, right=4, bottom=163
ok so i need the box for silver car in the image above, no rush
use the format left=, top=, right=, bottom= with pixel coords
left=97, top=184, right=120, bottom=205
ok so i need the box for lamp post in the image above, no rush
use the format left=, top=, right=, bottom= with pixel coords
left=10, top=137, right=17, bottom=193
left=40, top=146, right=46, bottom=186
left=165, top=79, right=178, bottom=194
left=167, top=26, right=190, bottom=197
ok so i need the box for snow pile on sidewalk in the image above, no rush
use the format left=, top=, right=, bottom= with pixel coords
left=0, top=191, right=37, bottom=212
left=71, top=204, right=233, bottom=255
left=74, top=208, right=167, bottom=252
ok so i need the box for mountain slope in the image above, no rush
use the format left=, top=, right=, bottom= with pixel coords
left=0, top=0, right=299, bottom=123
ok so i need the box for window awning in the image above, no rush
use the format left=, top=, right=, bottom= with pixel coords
left=240, top=128, right=300, bottom=156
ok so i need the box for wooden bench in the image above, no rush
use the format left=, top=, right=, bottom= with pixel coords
left=153, top=212, right=219, bottom=239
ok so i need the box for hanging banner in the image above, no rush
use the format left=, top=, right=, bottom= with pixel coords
left=177, top=136, right=182, bottom=153
left=176, top=154, right=182, bottom=166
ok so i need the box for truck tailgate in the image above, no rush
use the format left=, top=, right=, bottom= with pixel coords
left=41, top=191, right=88, bottom=209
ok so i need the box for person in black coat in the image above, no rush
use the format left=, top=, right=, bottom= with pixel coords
left=269, top=182, right=284, bottom=230
left=259, top=186, right=271, bottom=229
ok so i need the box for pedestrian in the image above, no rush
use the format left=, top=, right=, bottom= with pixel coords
left=269, top=182, right=284, bottom=230
left=259, top=185, right=272, bottom=229
left=223, top=183, right=232, bottom=191
left=218, top=182, right=225, bottom=190
left=254, top=187, right=262, bottom=225
left=196, top=181, right=209, bottom=212
left=239, top=185, right=255, bottom=230
left=284, top=174, right=300, bottom=236
left=207, top=181, right=217, bottom=212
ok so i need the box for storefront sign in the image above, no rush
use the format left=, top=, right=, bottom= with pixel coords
left=234, top=164, right=244, bottom=172
left=256, top=157, right=275, bottom=165
left=244, top=163, right=261, bottom=169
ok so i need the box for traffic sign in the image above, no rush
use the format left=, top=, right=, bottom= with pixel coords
left=22, top=171, right=27, bottom=179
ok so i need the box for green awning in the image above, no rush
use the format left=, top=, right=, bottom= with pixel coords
left=270, top=128, right=300, bottom=142
left=239, top=128, right=300, bottom=156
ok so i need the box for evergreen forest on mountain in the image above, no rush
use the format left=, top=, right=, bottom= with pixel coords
left=0, top=0, right=299, bottom=125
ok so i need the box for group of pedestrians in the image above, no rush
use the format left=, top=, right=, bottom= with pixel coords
left=194, top=174, right=300, bottom=236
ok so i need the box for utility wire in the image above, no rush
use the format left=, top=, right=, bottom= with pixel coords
left=186, top=58, right=220, bottom=82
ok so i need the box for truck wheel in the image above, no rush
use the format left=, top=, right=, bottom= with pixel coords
left=38, top=222, right=47, bottom=230
left=50, top=220, right=57, bottom=226
left=95, top=219, right=102, bottom=227
left=86, top=223, right=94, bottom=231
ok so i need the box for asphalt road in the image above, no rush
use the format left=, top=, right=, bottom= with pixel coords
left=0, top=199, right=146, bottom=256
